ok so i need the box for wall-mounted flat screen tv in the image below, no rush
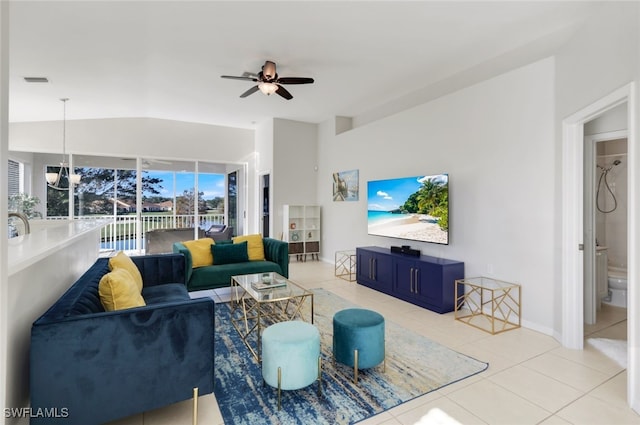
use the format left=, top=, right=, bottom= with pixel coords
left=367, top=173, right=449, bottom=245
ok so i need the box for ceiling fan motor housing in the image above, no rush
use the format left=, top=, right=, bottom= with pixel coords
left=262, top=61, right=277, bottom=80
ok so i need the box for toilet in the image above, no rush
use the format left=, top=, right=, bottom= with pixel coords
left=603, top=265, right=628, bottom=308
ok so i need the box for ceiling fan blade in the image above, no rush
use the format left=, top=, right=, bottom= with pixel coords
left=275, top=85, right=293, bottom=100
left=276, top=77, right=314, bottom=85
left=221, top=75, right=258, bottom=82
left=240, top=85, right=260, bottom=98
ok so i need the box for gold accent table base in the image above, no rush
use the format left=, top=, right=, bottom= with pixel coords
left=455, top=276, right=521, bottom=334
left=335, top=250, right=357, bottom=281
left=192, top=387, right=198, bottom=425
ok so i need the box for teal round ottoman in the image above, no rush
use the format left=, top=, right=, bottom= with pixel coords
left=261, top=321, right=322, bottom=410
left=333, top=308, right=385, bottom=383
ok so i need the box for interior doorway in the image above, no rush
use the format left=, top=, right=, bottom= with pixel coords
left=260, top=173, right=270, bottom=237
left=584, top=130, right=628, bottom=327
left=561, top=82, right=637, bottom=411
left=227, top=170, right=238, bottom=237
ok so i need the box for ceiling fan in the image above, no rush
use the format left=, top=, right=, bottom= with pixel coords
left=221, top=60, right=314, bottom=100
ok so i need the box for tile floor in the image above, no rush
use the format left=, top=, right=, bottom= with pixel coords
left=109, top=260, right=638, bottom=425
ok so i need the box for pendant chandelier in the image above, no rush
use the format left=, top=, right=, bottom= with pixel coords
left=46, top=98, right=81, bottom=190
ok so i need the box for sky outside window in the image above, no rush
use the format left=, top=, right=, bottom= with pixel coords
left=144, top=171, right=225, bottom=200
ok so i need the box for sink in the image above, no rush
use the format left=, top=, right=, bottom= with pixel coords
left=8, top=212, right=30, bottom=237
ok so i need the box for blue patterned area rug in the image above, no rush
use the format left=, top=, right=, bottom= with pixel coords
left=213, top=288, right=488, bottom=425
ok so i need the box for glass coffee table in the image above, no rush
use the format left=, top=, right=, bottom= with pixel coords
left=230, top=272, right=314, bottom=361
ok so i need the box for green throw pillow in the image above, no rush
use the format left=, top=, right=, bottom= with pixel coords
left=216, top=239, right=234, bottom=245
left=212, top=241, right=249, bottom=265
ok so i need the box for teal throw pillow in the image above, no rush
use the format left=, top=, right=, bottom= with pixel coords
left=216, top=239, right=234, bottom=245
left=212, top=241, right=249, bottom=265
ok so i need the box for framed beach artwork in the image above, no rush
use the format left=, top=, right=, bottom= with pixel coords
left=332, top=169, right=359, bottom=201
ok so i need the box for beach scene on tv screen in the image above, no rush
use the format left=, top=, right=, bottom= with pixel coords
left=367, top=174, right=449, bottom=245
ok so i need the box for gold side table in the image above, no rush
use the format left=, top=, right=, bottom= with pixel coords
left=335, top=250, right=357, bottom=281
left=454, top=277, right=521, bottom=334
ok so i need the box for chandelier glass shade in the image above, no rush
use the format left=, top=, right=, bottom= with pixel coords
left=258, top=81, right=278, bottom=95
left=47, top=98, right=81, bottom=190
left=46, top=164, right=81, bottom=188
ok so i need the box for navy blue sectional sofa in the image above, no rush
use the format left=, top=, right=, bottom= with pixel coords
left=30, top=253, right=215, bottom=425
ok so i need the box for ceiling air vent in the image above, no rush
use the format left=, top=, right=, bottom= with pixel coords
left=24, top=77, right=49, bottom=83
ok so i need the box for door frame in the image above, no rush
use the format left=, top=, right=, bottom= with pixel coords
left=561, top=82, right=637, bottom=410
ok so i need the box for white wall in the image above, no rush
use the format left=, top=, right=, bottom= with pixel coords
left=250, top=118, right=318, bottom=239
left=254, top=120, right=274, bottom=236
left=318, top=57, right=556, bottom=334
left=9, top=117, right=255, bottom=162
left=272, top=118, right=318, bottom=241
left=255, top=119, right=274, bottom=174
left=555, top=3, right=639, bottom=121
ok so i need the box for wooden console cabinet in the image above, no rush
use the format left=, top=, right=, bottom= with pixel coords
left=356, top=246, right=464, bottom=313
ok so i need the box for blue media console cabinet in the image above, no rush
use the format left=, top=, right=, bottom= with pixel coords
left=356, top=246, right=465, bottom=313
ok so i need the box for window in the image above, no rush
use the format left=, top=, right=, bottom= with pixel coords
left=8, top=159, right=21, bottom=197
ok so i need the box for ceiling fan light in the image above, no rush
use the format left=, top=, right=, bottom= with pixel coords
left=258, top=82, right=278, bottom=95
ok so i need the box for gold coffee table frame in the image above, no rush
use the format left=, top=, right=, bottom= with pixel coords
left=230, top=272, right=314, bottom=361
left=454, top=277, right=521, bottom=334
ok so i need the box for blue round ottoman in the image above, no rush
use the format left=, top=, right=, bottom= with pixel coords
left=261, top=321, right=322, bottom=410
left=333, top=308, right=385, bottom=383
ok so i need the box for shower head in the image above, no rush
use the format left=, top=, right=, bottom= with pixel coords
left=613, top=159, right=622, bottom=166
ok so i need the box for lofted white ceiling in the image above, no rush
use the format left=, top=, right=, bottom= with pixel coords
left=8, top=1, right=599, bottom=129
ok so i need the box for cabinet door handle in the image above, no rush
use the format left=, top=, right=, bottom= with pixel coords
left=410, top=267, right=415, bottom=293
left=414, top=268, right=419, bottom=293
left=373, top=258, right=377, bottom=280
left=369, top=258, right=373, bottom=280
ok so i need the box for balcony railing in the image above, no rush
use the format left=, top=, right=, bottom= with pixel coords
left=48, top=213, right=225, bottom=252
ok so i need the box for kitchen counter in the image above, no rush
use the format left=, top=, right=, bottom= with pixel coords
left=7, top=218, right=109, bottom=412
left=8, top=219, right=108, bottom=276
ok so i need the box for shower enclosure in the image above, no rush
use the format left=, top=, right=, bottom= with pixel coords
left=585, top=133, right=628, bottom=325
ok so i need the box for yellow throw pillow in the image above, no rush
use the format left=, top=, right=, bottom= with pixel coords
left=109, top=251, right=143, bottom=292
left=99, top=268, right=146, bottom=311
left=182, top=238, right=215, bottom=268
left=232, top=234, right=265, bottom=261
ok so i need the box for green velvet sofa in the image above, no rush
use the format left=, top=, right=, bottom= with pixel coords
left=172, top=237, right=289, bottom=291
